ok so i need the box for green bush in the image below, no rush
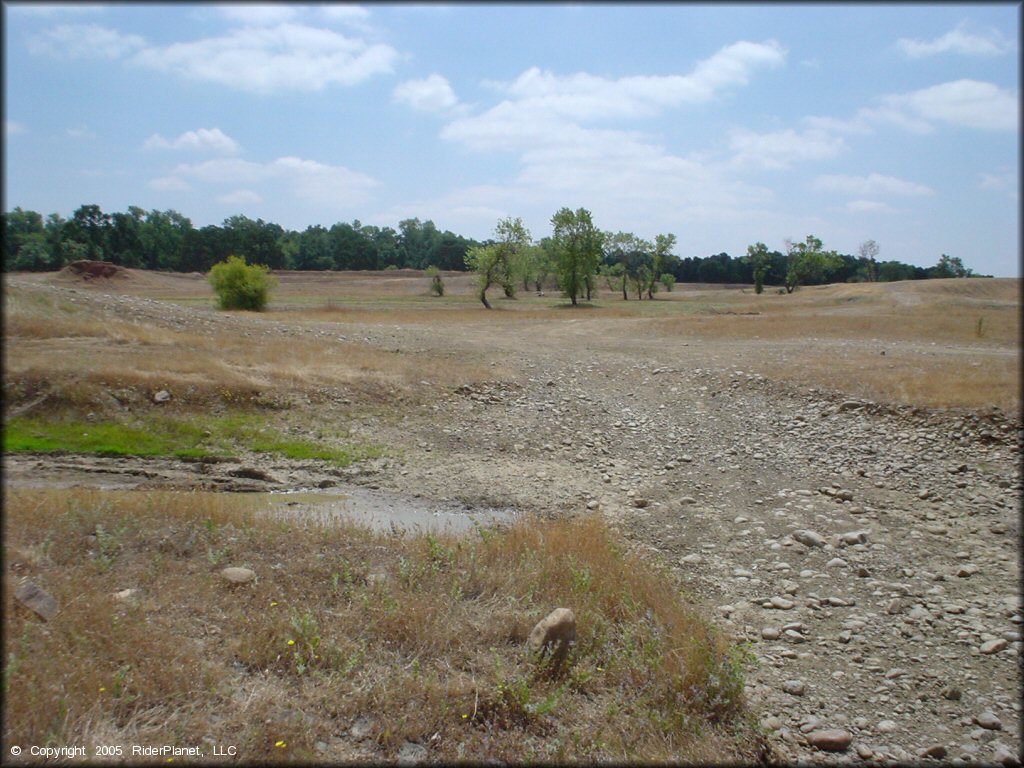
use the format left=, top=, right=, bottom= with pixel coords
left=425, top=265, right=445, bottom=296
left=208, top=255, right=275, bottom=311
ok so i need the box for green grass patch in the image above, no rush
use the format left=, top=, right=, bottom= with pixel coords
left=3, top=414, right=377, bottom=467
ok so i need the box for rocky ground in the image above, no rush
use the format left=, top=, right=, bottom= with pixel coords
left=5, top=280, right=1022, bottom=764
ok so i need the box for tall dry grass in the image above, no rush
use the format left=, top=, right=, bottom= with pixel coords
left=4, top=489, right=764, bottom=764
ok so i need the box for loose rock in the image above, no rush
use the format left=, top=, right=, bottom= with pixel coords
left=806, top=729, right=853, bottom=752
left=221, top=567, right=256, bottom=585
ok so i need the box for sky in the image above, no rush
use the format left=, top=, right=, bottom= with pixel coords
left=3, top=2, right=1020, bottom=276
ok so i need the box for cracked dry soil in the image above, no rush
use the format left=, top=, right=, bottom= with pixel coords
left=5, top=281, right=1022, bottom=765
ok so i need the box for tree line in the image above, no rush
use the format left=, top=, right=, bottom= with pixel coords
left=3, top=203, right=984, bottom=287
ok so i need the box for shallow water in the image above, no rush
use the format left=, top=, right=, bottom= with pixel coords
left=261, top=486, right=517, bottom=534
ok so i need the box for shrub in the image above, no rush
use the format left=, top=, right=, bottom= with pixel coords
left=425, top=265, right=445, bottom=296
left=208, top=255, right=275, bottom=311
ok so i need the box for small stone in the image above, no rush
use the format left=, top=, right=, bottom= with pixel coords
left=349, top=715, right=374, bottom=740
left=826, top=557, right=848, bottom=568
left=397, top=741, right=428, bottom=765
left=770, top=596, right=795, bottom=610
left=782, top=680, right=805, bottom=696
left=958, top=564, right=981, bottom=578
left=836, top=489, right=855, bottom=501
left=112, top=588, right=140, bottom=602
left=941, top=686, right=962, bottom=701
left=220, top=567, right=256, bottom=584
left=528, top=608, right=576, bottom=668
left=976, top=711, right=1002, bottom=730
left=152, top=389, right=172, bottom=403
left=14, top=581, right=58, bottom=621
left=586, top=500, right=600, bottom=510
left=806, top=729, right=853, bottom=752
left=761, top=627, right=781, bottom=640
left=877, top=719, right=897, bottom=733
left=680, top=496, right=697, bottom=505
left=980, top=638, right=1007, bottom=654
left=632, top=498, right=649, bottom=509
left=792, top=529, right=826, bottom=548
left=919, top=744, right=948, bottom=760
left=761, top=715, right=783, bottom=731
left=839, top=530, right=869, bottom=546
left=679, top=553, right=702, bottom=565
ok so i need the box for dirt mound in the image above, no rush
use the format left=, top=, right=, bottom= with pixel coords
left=60, top=260, right=130, bottom=282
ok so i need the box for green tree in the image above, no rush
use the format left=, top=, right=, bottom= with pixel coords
left=208, top=255, right=276, bottom=311
left=603, top=231, right=650, bottom=300
left=63, top=204, right=110, bottom=261
left=3, top=207, right=47, bottom=271
left=648, top=233, right=676, bottom=299
left=930, top=253, right=970, bottom=278
left=784, top=235, right=842, bottom=293
left=659, top=273, right=676, bottom=292
left=858, top=240, right=879, bottom=282
left=464, top=216, right=530, bottom=308
left=744, top=241, right=771, bottom=294
left=551, top=208, right=602, bottom=305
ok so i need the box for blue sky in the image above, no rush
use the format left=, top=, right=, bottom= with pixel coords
left=3, top=2, right=1019, bottom=276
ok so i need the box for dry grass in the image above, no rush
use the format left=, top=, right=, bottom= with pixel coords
left=4, top=489, right=764, bottom=764
left=2, top=281, right=504, bottom=417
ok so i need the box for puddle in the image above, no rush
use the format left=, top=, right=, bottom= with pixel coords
left=260, top=486, right=517, bottom=534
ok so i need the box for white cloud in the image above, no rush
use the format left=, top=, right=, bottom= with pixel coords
left=812, top=173, right=933, bottom=197
left=393, top=74, right=459, bottom=113
left=27, top=23, right=145, bottom=59
left=217, top=5, right=300, bottom=26
left=8, top=4, right=104, bottom=17
left=144, top=128, right=241, bottom=155
left=845, top=200, right=897, bottom=214
left=897, top=22, right=1013, bottom=58
left=980, top=170, right=1019, bottom=200
left=496, top=40, right=786, bottom=122
left=217, top=189, right=263, bottom=205
left=729, top=128, right=845, bottom=170
left=883, top=79, right=1018, bottom=132
left=148, top=176, right=191, bottom=192
left=65, top=125, right=96, bottom=139
left=163, top=156, right=380, bottom=208
left=5, top=120, right=27, bottom=136
left=131, top=23, right=397, bottom=93
left=805, top=78, right=1018, bottom=136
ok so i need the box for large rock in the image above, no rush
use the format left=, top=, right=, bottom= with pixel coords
left=806, top=729, right=853, bottom=752
left=792, top=529, right=826, bottom=548
left=528, top=608, right=576, bottom=669
left=14, top=581, right=58, bottom=621
left=221, top=567, right=256, bottom=585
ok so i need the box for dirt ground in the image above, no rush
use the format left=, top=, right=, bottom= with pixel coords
left=3, top=268, right=1022, bottom=764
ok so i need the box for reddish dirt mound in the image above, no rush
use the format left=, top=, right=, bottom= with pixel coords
left=60, top=260, right=129, bottom=281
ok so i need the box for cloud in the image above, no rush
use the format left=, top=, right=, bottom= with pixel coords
left=144, top=128, right=241, bottom=154
left=883, top=79, right=1018, bottom=132
left=845, top=200, right=897, bottom=214
left=393, top=74, right=459, bottom=113
left=217, top=189, right=263, bottom=205
left=728, top=128, right=846, bottom=170
left=65, top=125, right=97, bottom=139
left=5, top=120, right=27, bottom=136
left=162, top=156, right=380, bottom=208
left=217, top=5, right=300, bottom=26
left=812, top=173, right=933, bottom=197
left=27, top=23, right=145, bottom=59
left=979, top=170, right=1019, bottom=200
left=8, top=4, right=103, bottom=17
left=805, top=78, right=1018, bottom=136
left=897, top=22, right=1013, bottom=58
left=131, top=22, right=396, bottom=93
left=500, top=40, right=786, bottom=121
left=442, top=39, right=785, bottom=155
left=148, top=176, right=191, bottom=192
